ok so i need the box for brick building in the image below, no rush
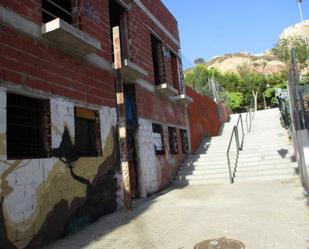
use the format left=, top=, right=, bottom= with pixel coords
left=0, top=0, right=192, bottom=248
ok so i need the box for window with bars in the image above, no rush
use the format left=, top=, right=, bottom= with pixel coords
left=7, top=93, right=51, bottom=160
left=75, top=107, right=102, bottom=157
left=152, top=123, right=165, bottom=155
left=168, top=127, right=178, bottom=155
left=180, top=129, right=189, bottom=154
left=42, top=0, right=72, bottom=24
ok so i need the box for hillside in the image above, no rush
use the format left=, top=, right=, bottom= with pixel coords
left=199, top=20, right=309, bottom=75
left=205, top=52, right=286, bottom=75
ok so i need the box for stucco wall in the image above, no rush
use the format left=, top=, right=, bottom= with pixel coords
left=0, top=88, right=121, bottom=249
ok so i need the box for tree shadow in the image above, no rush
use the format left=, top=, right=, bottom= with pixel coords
left=42, top=187, right=178, bottom=249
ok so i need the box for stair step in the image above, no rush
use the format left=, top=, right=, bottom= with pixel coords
left=236, top=168, right=296, bottom=177
left=235, top=174, right=298, bottom=183
left=173, top=178, right=231, bottom=186
left=237, top=154, right=295, bottom=162
left=237, top=158, right=295, bottom=166
left=173, top=108, right=295, bottom=186
left=236, top=163, right=297, bottom=172
left=182, top=160, right=234, bottom=167
left=178, top=169, right=229, bottom=176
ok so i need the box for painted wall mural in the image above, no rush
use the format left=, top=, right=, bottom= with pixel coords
left=0, top=88, right=121, bottom=249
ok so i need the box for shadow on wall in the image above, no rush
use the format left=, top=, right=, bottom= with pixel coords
left=43, top=186, right=182, bottom=249
left=0, top=198, right=17, bottom=249
left=20, top=127, right=120, bottom=249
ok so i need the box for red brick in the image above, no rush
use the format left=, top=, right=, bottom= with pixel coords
left=5, top=70, right=22, bottom=83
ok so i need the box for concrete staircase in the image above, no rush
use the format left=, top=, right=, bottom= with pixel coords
left=173, top=108, right=297, bottom=186
left=235, top=108, right=297, bottom=183
left=173, top=114, right=240, bottom=185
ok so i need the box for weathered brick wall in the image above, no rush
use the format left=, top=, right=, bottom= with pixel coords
left=0, top=1, right=115, bottom=107
left=128, top=1, right=180, bottom=88
left=124, top=0, right=187, bottom=193
left=141, top=0, right=179, bottom=39
left=186, top=86, right=228, bottom=152
left=0, top=0, right=188, bottom=247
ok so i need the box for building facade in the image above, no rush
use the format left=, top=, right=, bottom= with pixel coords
left=0, top=0, right=191, bottom=248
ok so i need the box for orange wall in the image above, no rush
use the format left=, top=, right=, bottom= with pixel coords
left=186, top=87, right=230, bottom=152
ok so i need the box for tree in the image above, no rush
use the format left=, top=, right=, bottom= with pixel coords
left=184, top=64, right=214, bottom=95
left=184, top=63, right=288, bottom=112
left=300, top=72, right=309, bottom=85
left=272, top=36, right=309, bottom=70
left=237, top=64, right=267, bottom=111
left=227, top=92, right=244, bottom=112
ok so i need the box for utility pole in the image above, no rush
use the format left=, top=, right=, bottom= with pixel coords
left=112, top=26, right=132, bottom=209
left=297, top=0, right=309, bottom=64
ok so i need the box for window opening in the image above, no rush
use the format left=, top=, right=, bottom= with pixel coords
left=152, top=123, right=165, bottom=155
left=151, top=34, right=165, bottom=86
left=170, top=51, right=180, bottom=90
left=180, top=129, right=189, bottom=154
left=75, top=107, right=102, bottom=157
left=42, top=0, right=72, bottom=24
left=168, top=127, right=178, bottom=154
left=109, top=0, right=129, bottom=60
left=7, top=93, right=51, bottom=159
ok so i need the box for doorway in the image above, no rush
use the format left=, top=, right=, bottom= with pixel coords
left=124, top=84, right=139, bottom=198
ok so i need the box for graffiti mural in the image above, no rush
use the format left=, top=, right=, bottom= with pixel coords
left=0, top=90, right=121, bottom=249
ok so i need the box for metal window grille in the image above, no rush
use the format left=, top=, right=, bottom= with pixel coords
left=168, top=127, right=178, bottom=155
left=7, top=93, right=51, bottom=160
left=180, top=129, right=189, bottom=154
left=152, top=123, right=165, bottom=155
left=42, top=0, right=72, bottom=24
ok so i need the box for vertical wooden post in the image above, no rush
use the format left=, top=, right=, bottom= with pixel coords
left=112, top=26, right=132, bottom=209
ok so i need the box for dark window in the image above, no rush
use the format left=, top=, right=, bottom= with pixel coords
left=42, top=0, right=72, bottom=24
left=109, top=0, right=129, bottom=60
left=170, top=51, right=179, bottom=90
left=151, top=34, right=165, bottom=86
left=75, top=107, right=101, bottom=157
left=7, top=93, right=51, bottom=159
left=168, top=127, right=178, bottom=154
left=152, top=123, right=165, bottom=155
left=180, top=129, right=189, bottom=154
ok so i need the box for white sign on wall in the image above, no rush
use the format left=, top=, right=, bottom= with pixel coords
left=152, top=132, right=162, bottom=151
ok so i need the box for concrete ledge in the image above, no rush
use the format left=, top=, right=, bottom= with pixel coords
left=41, top=18, right=101, bottom=56
left=0, top=6, right=113, bottom=73
left=133, top=0, right=180, bottom=47
left=174, top=94, right=193, bottom=106
left=155, top=83, right=178, bottom=98
left=136, top=79, right=155, bottom=93
left=123, top=59, right=148, bottom=83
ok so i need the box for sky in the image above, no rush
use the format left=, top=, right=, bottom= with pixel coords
left=162, top=0, right=309, bottom=68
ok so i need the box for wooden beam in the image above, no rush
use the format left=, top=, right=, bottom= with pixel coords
left=112, top=26, right=132, bottom=209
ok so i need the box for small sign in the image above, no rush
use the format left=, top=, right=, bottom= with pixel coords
left=153, top=132, right=162, bottom=151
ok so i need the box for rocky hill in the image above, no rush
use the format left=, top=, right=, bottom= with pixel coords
left=280, top=20, right=309, bottom=40
left=201, top=20, right=309, bottom=75
left=205, top=52, right=286, bottom=75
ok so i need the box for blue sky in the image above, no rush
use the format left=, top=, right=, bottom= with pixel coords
left=162, top=0, right=309, bottom=67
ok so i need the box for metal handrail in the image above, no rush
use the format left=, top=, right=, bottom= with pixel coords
left=226, top=127, right=237, bottom=183
left=226, top=114, right=244, bottom=184
left=245, top=100, right=255, bottom=133
left=235, top=114, right=244, bottom=150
